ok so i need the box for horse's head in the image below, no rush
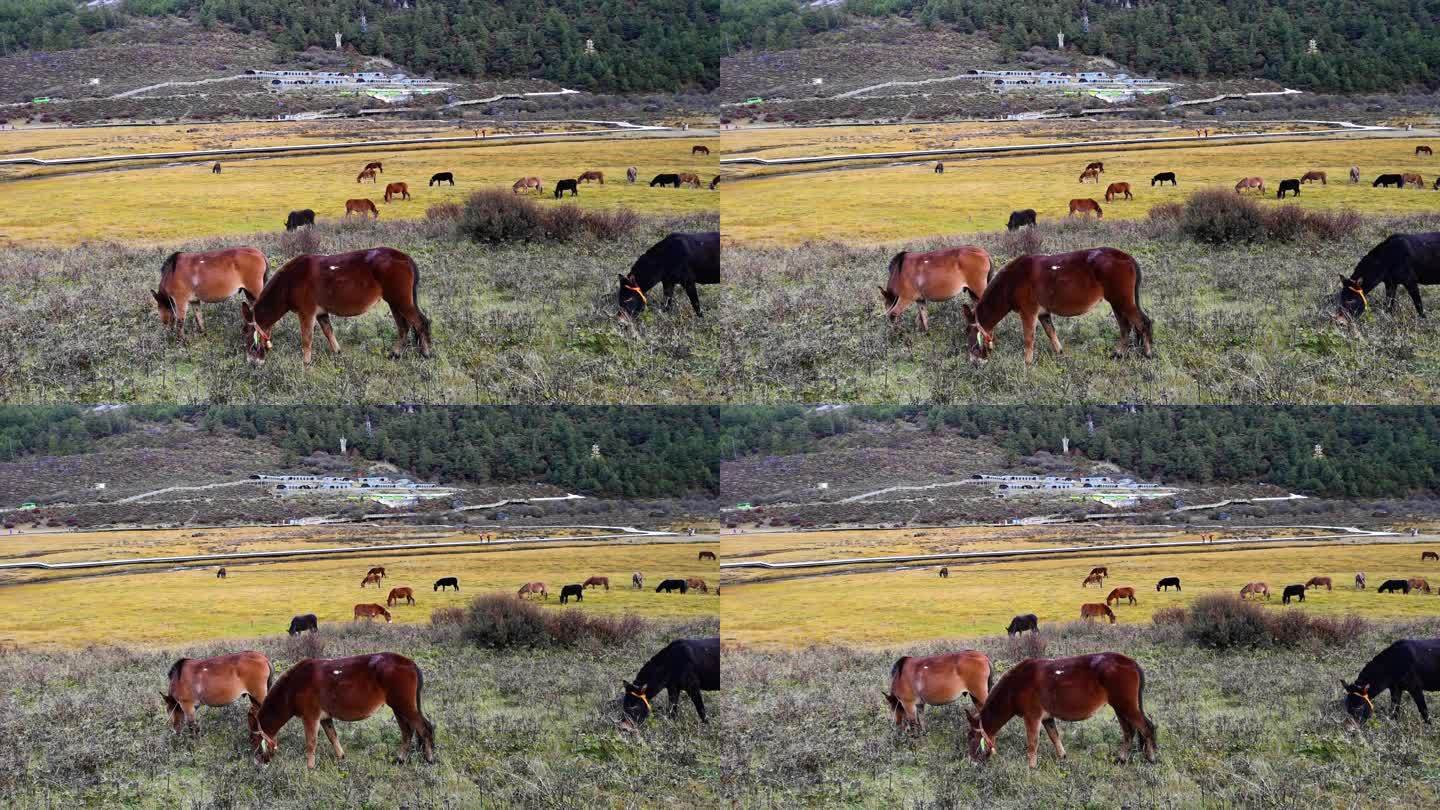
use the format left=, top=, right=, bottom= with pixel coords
left=878, top=286, right=899, bottom=322
left=621, top=680, right=652, bottom=725
left=964, top=708, right=995, bottom=763
left=617, top=274, right=647, bottom=319
left=247, top=694, right=278, bottom=763
left=1341, top=680, right=1375, bottom=723
left=881, top=692, right=911, bottom=727
left=1336, top=275, right=1367, bottom=318
left=153, top=290, right=177, bottom=326
left=160, top=693, right=184, bottom=732
left=961, top=293, right=993, bottom=364
left=240, top=301, right=272, bottom=365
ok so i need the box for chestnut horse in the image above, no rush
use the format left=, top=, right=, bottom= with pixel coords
left=1423, top=551, right=1439, bottom=561
left=692, top=145, right=710, bottom=155
left=699, top=551, right=717, bottom=561
left=1080, top=603, right=1116, bottom=623
left=518, top=581, right=548, bottom=599
left=248, top=652, right=434, bottom=768
left=1403, top=172, right=1425, bottom=189
left=583, top=576, right=610, bottom=591
left=383, top=182, right=410, bottom=202
left=1106, top=587, right=1137, bottom=606
left=353, top=603, right=392, bottom=622
left=1408, top=577, right=1432, bottom=594
left=1082, top=572, right=1105, bottom=588
left=961, top=248, right=1153, bottom=365
left=512, top=177, right=543, bottom=194
left=678, top=172, right=703, bottom=188
left=367, top=566, right=386, bottom=580
left=345, top=199, right=379, bottom=219
left=386, top=587, right=415, bottom=606
left=686, top=577, right=709, bottom=593
left=578, top=170, right=605, bottom=184
left=1418, top=146, right=1433, bottom=157
left=1084, top=161, right=1104, bottom=174
left=154, top=247, right=267, bottom=338
left=1240, top=582, right=1270, bottom=600
left=965, top=652, right=1157, bottom=768
left=163, top=651, right=272, bottom=735
left=1104, top=182, right=1133, bottom=202
left=884, top=650, right=992, bottom=732
left=879, top=246, right=991, bottom=331
left=1235, top=176, right=1265, bottom=194
left=1068, top=198, right=1102, bottom=218
left=364, top=161, right=384, bottom=174
left=1301, top=170, right=1327, bottom=185
left=361, top=572, right=383, bottom=588
left=1079, top=167, right=1101, bottom=183
left=240, top=247, right=432, bottom=365
left=1305, top=576, right=1333, bottom=591
left=357, top=168, right=378, bottom=183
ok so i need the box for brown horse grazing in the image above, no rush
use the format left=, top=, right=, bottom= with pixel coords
left=1235, top=176, right=1265, bottom=194
left=699, top=551, right=717, bottom=561
left=965, top=652, right=1157, bottom=768
left=345, top=198, right=379, bottom=219
left=518, top=582, right=548, bottom=599
left=1082, top=572, right=1105, bottom=588
left=383, top=182, right=410, bottom=202
left=1403, top=172, right=1425, bottom=189
left=692, top=145, right=710, bottom=155
left=163, top=651, right=272, bottom=735
left=153, top=247, right=267, bottom=338
left=1418, top=146, right=1433, bottom=157
left=1104, top=182, right=1133, bottom=202
left=364, top=161, right=384, bottom=174
left=1084, top=161, right=1105, bottom=174
left=212, top=161, right=222, bottom=174
left=1068, top=198, right=1103, bottom=218
left=1240, top=582, right=1271, bottom=600
left=677, top=172, right=703, bottom=188
left=240, top=247, right=432, bottom=365
left=353, top=603, right=392, bottom=622
left=578, top=170, right=605, bottom=184
left=361, top=572, right=383, bottom=588
left=1080, top=603, right=1117, bottom=623
left=367, top=566, right=386, bottom=580
left=686, top=577, right=709, bottom=593
left=248, top=652, right=434, bottom=768
left=1408, top=577, right=1432, bottom=594
left=1079, top=167, right=1102, bottom=183
left=1423, top=551, right=1439, bottom=561
left=879, top=246, right=991, bottom=331
left=626, top=166, right=638, bottom=183
left=1089, top=567, right=1109, bottom=579
left=884, top=651, right=992, bottom=732
left=583, top=576, right=610, bottom=591
left=357, top=168, right=378, bottom=183
left=1350, top=166, right=1362, bottom=183
left=1106, top=587, right=1137, bottom=606
left=216, top=567, right=227, bottom=579
left=961, top=248, right=1154, bottom=365
left=386, top=587, right=415, bottom=606
left=512, top=177, right=543, bottom=194
left=1301, top=170, right=1327, bottom=185
left=1305, top=576, right=1333, bottom=591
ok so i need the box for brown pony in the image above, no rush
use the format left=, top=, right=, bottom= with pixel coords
left=686, top=577, right=709, bottom=593
left=578, top=170, right=605, bottom=184
left=583, top=576, right=610, bottom=591
left=965, top=652, right=1156, bottom=768
left=383, top=182, right=410, bottom=202
left=1423, top=551, right=1439, bottom=561
left=1079, top=167, right=1102, bottom=183
left=880, top=246, right=991, bottom=331
left=1402, top=172, right=1425, bottom=189
left=248, top=652, right=434, bottom=768
left=692, top=145, right=710, bottom=155
left=678, top=172, right=703, bottom=188
left=357, top=168, right=378, bottom=183
left=1301, top=170, right=1327, bottom=185
left=1418, top=146, right=1433, bottom=157
left=364, top=161, right=384, bottom=174
left=1240, top=582, right=1270, bottom=600
left=1106, top=587, right=1137, bottom=606
left=1089, top=567, right=1109, bottom=578
left=1068, top=198, right=1103, bottom=218
left=512, top=177, right=542, bottom=194
left=367, top=566, right=387, bottom=580
left=699, top=551, right=717, bottom=561
left=518, top=582, right=548, bottom=599
left=345, top=199, right=379, bottom=219
left=961, top=248, right=1153, bottom=365
left=217, top=567, right=227, bottom=579
left=1305, top=576, right=1333, bottom=591
left=1080, top=603, right=1117, bottom=623
left=1235, top=176, right=1265, bottom=194
left=884, top=650, right=992, bottom=732
left=153, top=247, right=267, bottom=338
left=353, top=603, right=392, bottom=622
left=1408, top=577, right=1432, bottom=594
left=240, top=247, right=432, bottom=365
left=163, top=651, right=271, bottom=735
left=361, top=572, right=383, bottom=588
left=1104, top=182, right=1133, bottom=202
left=386, top=587, right=415, bottom=606
left=1083, top=572, right=1105, bottom=588
left=1084, top=161, right=1105, bottom=174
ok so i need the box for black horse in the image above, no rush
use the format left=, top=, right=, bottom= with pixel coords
left=939, top=567, right=949, bottom=579
left=1006, top=614, right=1039, bottom=636
left=1276, top=178, right=1301, bottom=199
left=555, top=178, right=579, bottom=198
left=621, top=637, right=720, bottom=725
left=284, top=209, right=315, bottom=231
left=934, top=162, right=944, bottom=174
left=429, top=172, right=455, bottom=186
left=1006, top=209, right=1037, bottom=231
left=1343, top=639, right=1440, bottom=723
left=656, top=579, right=689, bottom=594
left=1150, top=172, right=1177, bottom=186
left=1373, top=174, right=1405, bottom=188
left=1337, top=232, right=1440, bottom=318
left=1378, top=579, right=1412, bottom=594
left=560, top=583, right=584, bottom=604
left=287, top=614, right=318, bottom=635
left=1281, top=584, right=1306, bottom=604
left=617, top=231, right=719, bottom=319
left=650, top=174, right=682, bottom=188
left=433, top=577, right=459, bottom=592
left=212, top=162, right=222, bottom=174
left=1156, top=576, right=1181, bottom=592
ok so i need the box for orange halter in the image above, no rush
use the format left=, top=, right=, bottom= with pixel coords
left=623, top=283, right=647, bottom=305
left=628, top=690, right=651, bottom=713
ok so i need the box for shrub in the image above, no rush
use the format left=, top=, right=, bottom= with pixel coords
left=1183, top=594, right=1271, bottom=649
left=1263, top=204, right=1311, bottom=242
left=457, top=190, right=548, bottom=244
left=1147, top=202, right=1184, bottom=221
left=1180, top=189, right=1266, bottom=244
left=1151, top=606, right=1187, bottom=626
left=430, top=607, right=465, bottom=626
left=1001, top=224, right=1045, bottom=257
left=279, top=225, right=322, bottom=258
left=544, top=203, right=588, bottom=241
left=1005, top=631, right=1047, bottom=660
left=583, top=207, right=639, bottom=240
left=544, top=610, right=647, bottom=647
left=461, top=594, right=551, bottom=649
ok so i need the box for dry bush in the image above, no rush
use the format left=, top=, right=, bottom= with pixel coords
left=1151, top=606, right=1187, bottom=626
left=1180, top=189, right=1267, bottom=244
left=1147, top=201, right=1184, bottom=221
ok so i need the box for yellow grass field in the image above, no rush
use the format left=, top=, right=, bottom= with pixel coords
left=722, top=126, right=1440, bottom=245
left=721, top=531, right=1440, bottom=648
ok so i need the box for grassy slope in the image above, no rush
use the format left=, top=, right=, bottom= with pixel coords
left=0, top=617, right=721, bottom=807
left=723, top=619, right=1440, bottom=807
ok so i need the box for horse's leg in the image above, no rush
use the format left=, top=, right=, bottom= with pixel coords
left=1038, top=313, right=1062, bottom=354
left=320, top=717, right=345, bottom=760
left=174, top=299, right=190, bottom=340
left=393, top=712, right=413, bottom=762
left=1020, top=311, right=1038, bottom=365
left=387, top=305, right=410, bottom=359
left=1114, top=713, right=1135, bottom=763
left=662, top=281, right=677, bottom=310
left=1384, top=281, right=1398, bottom=310
left=1405, top=282, right=1425, bottom=317
left=303, top=715, right=320, bottom=768
left=1412, top=687, right=1430, bottom=723
left=1390, top=686, right=1405, bottom=719
left=298, top=312, right=316, bottom=365
left=917, top=304, right=929, bottom=332
left=192, top=306, right=205, bottom=334
left=683, top=281, right=703, bottom=317
left=1023, top=715, right=1041, bottom=768
left=316, top=314, right=340, bottom=354
left=1041, top=717, right=1066, bottom=760
left=667, top=686, right=681, bottom=719
left=687, top=688, right=708, bottom=722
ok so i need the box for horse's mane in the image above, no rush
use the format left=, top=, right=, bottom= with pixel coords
left=158, top=252, right=181, bottom=281
left=885, top=252, right=907, bottom=289
left=634, top=641, right=674, bottom=689
left=167, top=658, right=188, bottom=682
left=889, top=656, right=909, bottom=682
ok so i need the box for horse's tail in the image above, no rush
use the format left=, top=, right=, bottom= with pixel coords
left=889, top=656, right=909, bottom=683
left=1138, top=663, right=1157, bottom=743
left=416, top=663, right=437, bottom=738
left=410, top=257, right=432, bottom=343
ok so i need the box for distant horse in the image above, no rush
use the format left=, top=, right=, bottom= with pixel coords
left=686, top=577, right=709, bottom=593
left=344, top=199, right=379, bottom=219
left=287, top=614, right=318, bottom=635
left=429, top=172, right=454, bottom=186
left=1235, top=176, right=1265, bottom=194
left=1301, top=170, right=1327, bottom=185
left=616, top=231, right=719, bottom=319
left=217, top=567, right=227, bottom=579
left=512, top=177, right=543, bottom=194
left=1150, top=172, right=1176, bottom=186
left=650, top=173, right=682, bottom=188
left=285, top=209, right=315, bottom=231
left=939, top=567, right=949, bottom=578
left=692, top=145, right=710, bottom=155
left=1418, top=146, right=1433, bottom=157
left=560, top=584, right=584, bottom=604
left=240, top=247, right=432, bottom=365
left=353, top=603, right=392, bottom=622
left=626, top=166, right=638, bottom=183
left=965, top=652, right=1156, bottom=768
left=1306, top=576, right=1332, bottom=591
left=1068, top=198, right=1103, bottom=218
left=433, top=577, right=459, bottom=592
left=1006, top=209, right=1037, bottom=230
left=1006, top=614, right=1039, bottom=636
left=621, top=637, right=720, bottom=726
left=554, top=178, right=579, bottom=198
left=1277, top=178, right=1301, bottom=198
left=383, top=182, right=410, bottom=202
left=710, top=175, right=720, bottom=190
left=961, top=247, right=1152, bottom=365
left=656, top=579, right=689, bottom=594
left=364, top=161, right=384, bottom=174
left=1336, top=232, right=1440, bottom=319
left=1104, top=182, right=1133, bottom=202
left=367, top=567, right=387, bottom=580
left=357, top=168, right=378, bottom=183
left=1106, top=587, right=1137, bottom=606
left=583, top=576, right=610, bottom=591
left=1083, top=572, right=1105, bottom=588
left=1084, top=161, right=1105, bottom=174
left=677, top=172, right=703, bottom=188
left=1350, top=166, right=1361, bottom=183
left=1408, top=577, right=1432, bottom=594
left=1378, top=579, right=1411, bottom=594
left=699, top=551, right=717, bottom=561
left=885, top=651, right=991, bottom=732
left=1156, top=577, right=1181, bottom=591
left=1341, top=638, right=1440, bottom=724
left=879, top=246, right=991, bottom=332
left=1080, top=603, right=1117, bottom=623
left=386, top=587, right=415, bottom=607
left=163, top=651, right=271, bottom=735
left=1240, top=582, right=1270, bottom=600
left=578, top=170, right=605, bottom=184
left=1079, top=167, right=1102, bottom=183
left=1089, top=567, right=1109, bottom=578
left=632, top=572, right=644, bottom=589
left=1373, top=174, right=1404, bottom=188
left=361, top=572, right=383, bottom=588
left=1356, top=572, right=1367, bottom=590
left=1403, top=172, right=1425, bottom=189
left=1423, top=552, right=1439, bottom=561
left=518, top=582, right=549, bottom=599
left=934, top=162, right=945, bottom=174
left=212, top=162, right=222, bottom=174
left=153, top=247, right=267, bottom=339
left=1281, top=584, right=1306, bottom=604
left=249, top=652, right=434, bottom=768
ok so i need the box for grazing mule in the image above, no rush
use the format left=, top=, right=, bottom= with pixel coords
left=1356, top=572, right=1367, bottom=590
left=240, top=247, right=432, bottom=365
left=1156, top=577, right=1181, bottom=592
left=217, top=567, right=227, bottom=579
left=632, top=572, right=644, bottom=589
left=1007, top=614, right=1039, bottom=636
left=583, top=576, right=610, bottom=591
left=1301, top=170, right=1327, bottom=185
left=1305, top=576, right=1332, bottom=591
left=1423, top=551, right=1439, bottom=562
left=1281, top=584, right=1306, bottom=604
left=1336, top=233, right=1440, bottom=318
left=153, top=248, right=267, bottom=338
left=1235, top=176, right=1265, bottom=194
left=429, top=172, right=454, bottom=186
left=1378, top=579, right=1411, bottom=594
left=1277, top=178, right=1301, bottom=198
left=357, top=168, right=378, bottom=183
left=287, top=614, right=319, bottom=635
left=1080, top=603, right=1117, bottom=623
left=1403, top=172, right=1425, bottom=189
left=1083, top=572, right=1105, bottom=588
left=1373, top=174, right=1404, bottom=188
left=699, top=551, right=717, bottom=561
left=961, top=248, right=1153, bottom=365
left=353, top=603, right=391, bottom=622
left=364, top=161, right=384, bottom=174
left=383, top=182, right=410, bottom=202
left=965, top=652, right=1157, bottom=768
left=621, top=637, right=720, bottom=726
left=1350, top=166, right=1361, bottom=183
left=656, top=579, right=688, bottom=594
left=1104, top=182, right=1133, bottom=202
left=518, top=582, right=549, bottom=599
left=626, top=166, right=638, bottom=183
left=616, top=231, right=719, bottom=319
left=1150, top=172, right=1176, bottom=186
left=163, top=651, right=272, bottom=735
left=1079, top=168, right=1102, bottom=183
left=361, top=572, right=383, bottom=588
left=578, top=170, right=604, bottom=184
left=249, top=652, right=435, bottom=768
left=692, top=145, right=710, bottom=155
left=1240, top=582, right=1270, bottom=600
left=345, top=199, right=379, bottom=219
left=285, top=209, right=316, bottom=231
left=386, top=587, right=415, bottom=607
left=1408, top=577, right=1432, bottom=594
left=560, top=584, right=584, bottom=604
left=885, top=651, right=992, bottom=732
left=1417, top=146, right=1434, bottom=157
left=1007, top=209, right=1037, bottom=230
left=1068, top=198, right=1103, bottom=218
left=1342, top=639, right=1440, bottom=724
left=1106, top=587, right=1137, bottom=606
left=433, top=577, right=459, bottom=592
left=879, top=246, right=991, bottom=331
left=650, top=174, right=682, bottom=188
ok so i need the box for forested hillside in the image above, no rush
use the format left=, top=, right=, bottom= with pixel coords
left=720, top=0, right=1440, bottom=94
left=0, top=0, right=719, bottom=93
